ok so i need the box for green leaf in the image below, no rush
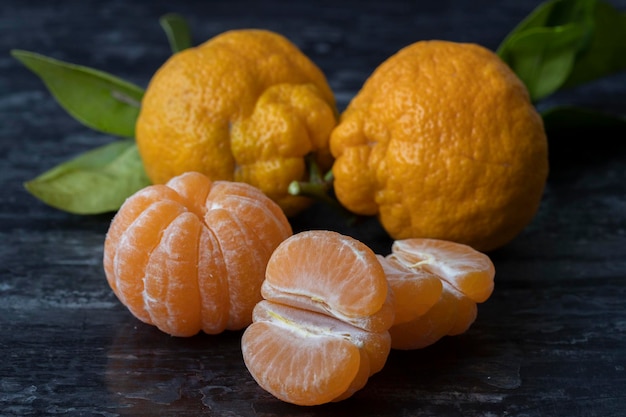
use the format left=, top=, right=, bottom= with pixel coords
left=497, top=0, right=596, bottom=101
left=159, top=13, right=192, bottom=53
left=501, top=25, right=590, bottom=101
left=11, top=50, right=144, bottom=138
left=24, top=140, right=151, bottom=214
left=498, top=0, right=596, bottom=56
left=561, top=1, right=626, bottom=88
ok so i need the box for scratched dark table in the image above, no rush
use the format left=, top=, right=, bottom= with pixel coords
left=2, top=1, right=626, bottom=416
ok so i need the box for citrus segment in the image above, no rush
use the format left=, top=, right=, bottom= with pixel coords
left=196, top=227, right=230, bottom=334
left=103, top=171, right=292, bottom=336
left=103, top=185, right=183, bottom=297
left=263, top=230, right=390, bottom=329
left=388, top=283, right=458, bottom=350
left=251, top=301, right=391, bottom=374
left=376, top=254, right=442, bottom=325
left=445, top=282, right=478, bottom=336
left=388, top=281, right=479, bottom=350
left=164, top=169, right=213, bottom=217
left=206, top=181, right=293, bottom=256
left=203, top=208, right=268, bottom=330
left=391, top=238, right=495, bottom=303
left=143, top=213, right=203, bottom=336
left=108, top=198, right=187, bottom=325
left=242, top=320, right=360, bottom=406
left=247, top=300, right=391, bottom=404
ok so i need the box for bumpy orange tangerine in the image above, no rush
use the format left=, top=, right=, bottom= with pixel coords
left=136, top=29, right=337, bottom=216
left=330, top=40, right=548, bottom=251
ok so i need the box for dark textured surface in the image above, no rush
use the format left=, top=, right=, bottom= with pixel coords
left=2, top=1, right=626, bottom=416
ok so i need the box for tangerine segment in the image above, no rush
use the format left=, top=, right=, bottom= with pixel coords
left=108, top=198, right=187, bottom=324
left=143, top=213, right=203, bottom=337
left=242, top=322, right=358, bottom=406
left=253, top=300, right=392, bottom=377
left=205, top=181, right=293, bottom=257
left=377, top=255, right=443, bottom=325
left=103, top=172, right=292, bottom=336
left=204, top=208, right=269, bottom=330
left=263, top=282, right=395, bottom=333
left=103, top=185, right=185, bottom=300
left=391, top=238, right=495, bottom=303
left=196, top=226, right=230, bottom=335
left=243, top=300, right=391, bottom=405
left=164, top=170, right=213, bottom=218
left=262, top=230, right=391, bottom=330
left=388, top=282, right=457, bottom=350
left=445, top=282, right=478, bottom=336
left=388, top=281, right=477, bottom=350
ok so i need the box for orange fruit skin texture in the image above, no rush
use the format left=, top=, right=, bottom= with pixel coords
left=330, top=40, right=549, bottom=252
left=241, top=230, right=393, bottom=406
left=103, top=171, right=292, bottom=337
left=379, top=238, right=496, bottom=350
left=136, top=29, right=337, bottom=217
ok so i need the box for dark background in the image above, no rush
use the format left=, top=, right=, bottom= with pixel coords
left=1, top=1, right=626, bottom=416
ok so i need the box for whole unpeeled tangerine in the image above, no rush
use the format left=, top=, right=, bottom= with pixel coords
left=330, top=40, right=549, bottom=252
left=136, top=29, right=337, bottom=217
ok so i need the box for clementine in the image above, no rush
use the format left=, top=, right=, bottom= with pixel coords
left=136, top=29, right=337, bottom=216
left=330, top=40, right=548, bottom=251
left=103, top=171, right=292, bottom=337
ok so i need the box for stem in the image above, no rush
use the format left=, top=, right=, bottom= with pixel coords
left=288, top=176, right=359, bottom=226
left=288, top=180, right=336, bottom=208
left=289, top=154, right=363, bottom=225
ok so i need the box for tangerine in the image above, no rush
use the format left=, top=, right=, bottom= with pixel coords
left=330, top=40, right=548, bottom=251
left=136, top=29, right=337, bottom=216
left=103, top=171, right=292, bottom=337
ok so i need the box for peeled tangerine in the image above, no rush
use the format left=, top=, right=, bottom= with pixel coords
left=379, top=238, right=495, bottom=350
left=103, top=171, right=292, bottom=337
left=241, top=230, right=394, bottom=406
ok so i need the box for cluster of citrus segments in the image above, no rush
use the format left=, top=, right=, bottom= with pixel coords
left=242, top=230, right=394, bottom=405
left=102, top=172, right=495, bottom=404
left=240, top=232, right=495, bottom=405
left=379, top=238, right=495, bottom=350
left=103, top=171, right=292, bottom=337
